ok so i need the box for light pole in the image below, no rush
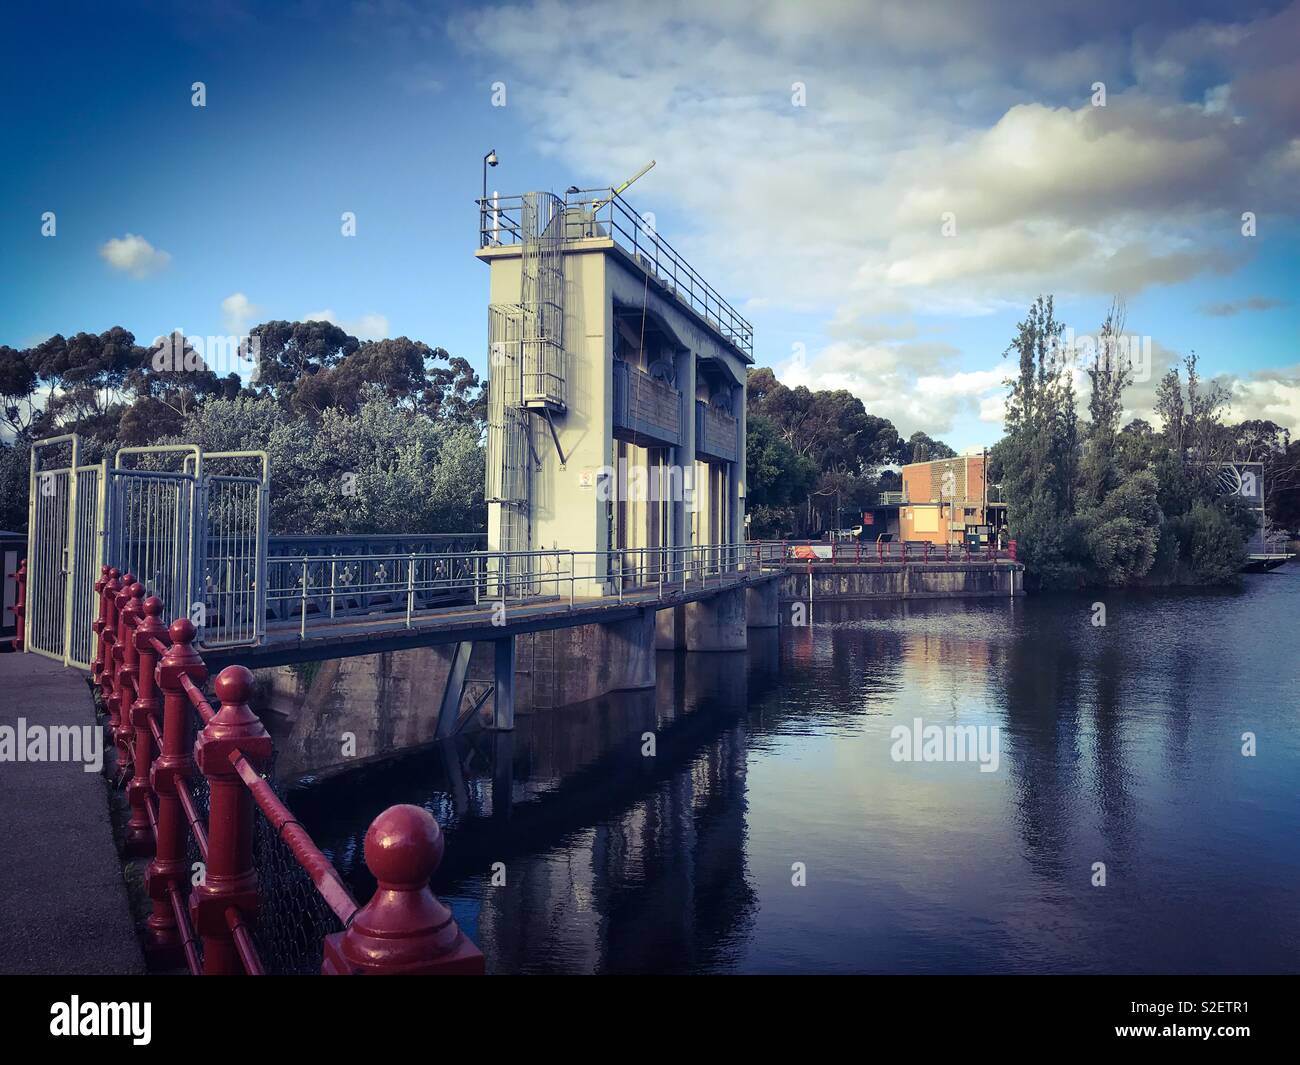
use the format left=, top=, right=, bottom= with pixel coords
left=482, top=148, right=498, bottom=204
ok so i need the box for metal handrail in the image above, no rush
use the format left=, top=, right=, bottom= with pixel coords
left=262, top=543, right=772, bottom=636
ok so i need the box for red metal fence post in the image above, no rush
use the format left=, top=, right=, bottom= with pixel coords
left=322, top=804, right=485, bottom=975
left=108, top=573, right=134, bottom=745
left=1008, top=539, right=1017, bottom=562
left=8, top=559, right=25, bottom=651
left=191, top=665, right=272, bottom=975
left=91, top=565, right=109, bottom=683
left=147, top=617, right=206, bottom=963
left=114, top=581, right=144, bottom=772
left=99, top=570, right=122, bottom=711
left=126, top=597, right=164, bottom=857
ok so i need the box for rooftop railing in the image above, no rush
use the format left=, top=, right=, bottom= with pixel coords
left=478, top=188, right=753, bottom=360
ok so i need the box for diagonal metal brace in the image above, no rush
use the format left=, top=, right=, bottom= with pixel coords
left=539, top=407, right=566, bottom=466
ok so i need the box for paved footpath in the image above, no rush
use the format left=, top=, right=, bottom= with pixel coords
left=0, top=651, right=144, bottom=974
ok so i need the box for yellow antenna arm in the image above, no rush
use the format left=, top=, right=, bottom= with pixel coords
left=590, top=160, right=656, bottom=211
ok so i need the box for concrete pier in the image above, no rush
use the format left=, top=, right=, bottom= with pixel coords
left=0, top=652, right=144, bottom=975
left=655, top=604, right=687, bottom=650
left=745, top=580, right=779, bottom=628
left=685, top=586, right=747, bottom=651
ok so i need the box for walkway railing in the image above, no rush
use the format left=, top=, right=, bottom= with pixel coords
left=265, top=543, right=771, bottom=636
left=748, top=540, right=1019, bottom=565
left=91, top=564, right=485, bottom=976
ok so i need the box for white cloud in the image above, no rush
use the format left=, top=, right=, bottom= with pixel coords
left=446, top=0, right=1300, bottom=439
left=453, top=1, right=1297, bottom=329
left=98, top=233, right=171, bottom=278
left=303, top=309, right=390, bottom=340
left=1226, top=368, right=1300, bottom=429
left=221, top=292, right=261, bottom=333
left=777, top=337, right=1006, bottom=437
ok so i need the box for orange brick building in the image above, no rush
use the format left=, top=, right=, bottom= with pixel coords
left=894, top=454, right=1005, bottom=546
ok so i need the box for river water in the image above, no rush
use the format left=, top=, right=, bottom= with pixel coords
left=290, top=569, right=1300, bottom=974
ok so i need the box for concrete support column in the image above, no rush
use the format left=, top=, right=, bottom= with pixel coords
left=729, top=380, right=745, bottom=549
left=675, top=347, right=697, bottom=568
left=745, top=579, right=779, bottom=628
left=685, top=586, right=747, bottom=651
left=655, top=603, right=687, bottom=649
left=492, top=636, right=515, bottom=731
left=600, top=608, right=656, bottom=690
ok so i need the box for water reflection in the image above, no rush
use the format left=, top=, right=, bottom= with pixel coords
left=287, top=572, right=1300, bottom=974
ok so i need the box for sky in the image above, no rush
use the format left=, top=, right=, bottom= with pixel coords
left=2, top=0, right=1298, bottom=451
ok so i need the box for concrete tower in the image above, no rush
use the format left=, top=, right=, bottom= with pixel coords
left=477, top=186, right=752, bottom=594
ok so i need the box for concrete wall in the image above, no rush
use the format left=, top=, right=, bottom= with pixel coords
left=484, top=245, right=613, bottom=577
left=514, top=609, right=656, bottom=710
left=780, top=563, right=1023, bottom=601
left=261, top=608, right=662, bottom=776
left=532, top=249, right=612, bottom=570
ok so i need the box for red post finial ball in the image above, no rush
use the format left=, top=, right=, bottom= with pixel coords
left=364, top=804, right=445, bottom=889
left=168, top=617, right=196, bottom=645
left=214, top=665, right=254, bottom=706
left=143, top=596, right=163, bottom=617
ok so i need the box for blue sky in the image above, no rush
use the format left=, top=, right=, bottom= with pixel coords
left=3, top=0, right=1297, bottom=449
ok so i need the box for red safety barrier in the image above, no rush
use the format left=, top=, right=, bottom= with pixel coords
left=91, top=565, right=109, bottom=682
left=94, top=568, right=485, bottom=977
left=10, top=558, right=26, bottom=651
left=322, top=804, right=486, bottom=975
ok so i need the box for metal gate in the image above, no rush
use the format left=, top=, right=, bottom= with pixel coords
left=26, top=438, right=269, bottom=668
left=106, top=445, right=203, bottom=638
left=192, top=451, right=269, bottom=647
left=26, top=436, right=105, bottom=667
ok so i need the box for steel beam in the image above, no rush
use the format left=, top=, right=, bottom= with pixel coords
left=435, top=641, right=473, bottom=739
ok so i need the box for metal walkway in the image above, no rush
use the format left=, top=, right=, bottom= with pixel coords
left=202, top=568, right=778, bottom=671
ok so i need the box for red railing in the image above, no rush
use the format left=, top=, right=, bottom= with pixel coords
left=748, top=539, right=1018, bottom=566
left=8, top=559, right=24, bottom=651
left=92, top=564, right=485, bottom=976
